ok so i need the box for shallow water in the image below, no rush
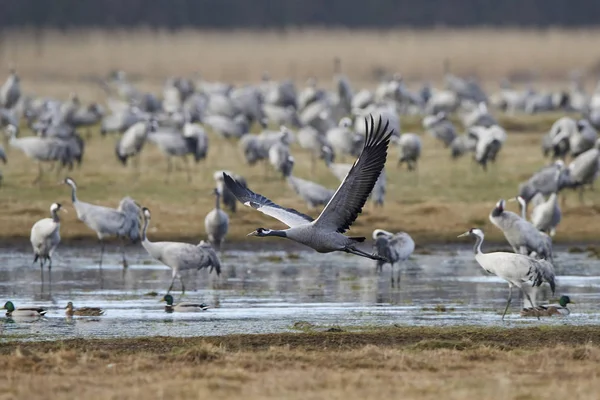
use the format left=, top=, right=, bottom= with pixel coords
left=0, top=244, right=598, bottom=341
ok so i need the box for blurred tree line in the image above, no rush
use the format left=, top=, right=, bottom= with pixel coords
left=0, top=0, right=598, bottom=29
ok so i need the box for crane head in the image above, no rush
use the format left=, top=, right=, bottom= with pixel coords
left=248, top=227, right=270, bottom=237
left=63, top=177, right=77, bottom=188
left=457, top=228, right=484, bottom=239
left=142, top=207, right=151, bottom=220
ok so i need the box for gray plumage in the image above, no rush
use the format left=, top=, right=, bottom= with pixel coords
left=297, top=126, right=333, bottom=171
left=461, top=102, right=497, bottom=128
left=115, top=120, right=157, bottom=166
left=469, top=125, right=506, bottom=170
left=101, top=107, right=145, bottom=135
left=141, top=208, right=221, bottom=294
left=450, top=133, right=477, bottom=159
left=0, top=70, right=20, bottom=109
left=204, top=189, right=229, bottom=251
left=7, top=124, right=74, bottom=183
left=373, top=229, right=414, bottom=286
left=204, top=114, right=249, bottom=139
left=239, top=127, right=292, bottom=166
left=322, top=147, right=352, bottom=181
left=326, top=118, right=362, bottom=159
left=213, top=170, right=246, bottom=213
left=370, top=168, right=386, bottom=207
left=529, top=193, right=561, bottom=237
left=269, top=141, right=293, bottom=178
left=147, top=126, right=208, bottom=182
left=518, top=161, right=569, bottom=204
left=422, top=112, right=456, bottom=147
left=458, top=228, right=555, bottom=319
left=396, top=133, right=422, bottom=171
left=71, top=103, right=104, bottom=129
left=64, top=177, right=141, bottom=269
left=489, top=199, right=553, bottom=261
left=284, top=157, right=335, bottom=209
left=30, top=202, right=63, bottom=288
left=222, top=115, right=393, bottom=261
left=544, top=117, right=597, bottom=159
left=566, top=139, right=600, bottom=201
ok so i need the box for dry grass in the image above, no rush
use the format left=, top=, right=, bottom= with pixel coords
left=2, top=326, right=600, bottom=399
left=4, top=28, right=600, bottom=98
left=2, top=114, right=600, bottom=246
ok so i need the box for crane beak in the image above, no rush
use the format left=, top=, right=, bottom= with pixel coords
left=457, top=232, right=470, bottom=238
left=507, top=198, right=516, bottom=202
left=247, top=231, right=259, bottom=237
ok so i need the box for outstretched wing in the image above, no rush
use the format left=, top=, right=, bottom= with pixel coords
left=223, top=173, right=313, bottom=228
left=314, top=116, right=393, bottom=233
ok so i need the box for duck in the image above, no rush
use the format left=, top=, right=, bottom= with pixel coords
left=65, top=301, right=105, bottom=317
left=520, top=295, right=574, bottom=317
left=1, top=301, right=47, bottom=318
left=161, top=294, right=209, bottom=313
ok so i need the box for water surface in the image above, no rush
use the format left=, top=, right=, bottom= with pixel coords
left=0, top=244, right=598, bottom=341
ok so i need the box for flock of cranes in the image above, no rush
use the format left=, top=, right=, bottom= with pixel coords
left=2, top=61, right=594, bottom=318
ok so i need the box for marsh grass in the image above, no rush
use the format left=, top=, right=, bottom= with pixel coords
left=2, top=326, right=600, bottom=399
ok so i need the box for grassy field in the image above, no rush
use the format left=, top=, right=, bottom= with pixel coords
left=2, top=113, right=600, bottom=247
left=2, top=326, right=600, bottom=399
left=4, top=28, right=600, bottom=92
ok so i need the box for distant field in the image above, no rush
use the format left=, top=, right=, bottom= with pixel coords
left=1, top=28, right=600, bottom=247
left=2, top=28, right=600, bottom=98
left=3, top=326, right=600, bottom=399
left=1, top=113, right=600, bottom=247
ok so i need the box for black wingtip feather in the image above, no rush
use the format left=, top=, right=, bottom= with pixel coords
left=324, top=114, right=393, bottom=234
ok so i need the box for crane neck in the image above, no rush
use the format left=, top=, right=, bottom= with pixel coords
left=141, top=215, right=150, bottom=243
left=51, top=209, right=60, bottom=223
left=67, top=182, right=78, bottom=203
left=517, top=198, right=527, bottom=220
left=214, top=191, right=221, bottom=210
left=473, top=234, right=484, bottom=255
left=264, top=230, right=288, bottom=238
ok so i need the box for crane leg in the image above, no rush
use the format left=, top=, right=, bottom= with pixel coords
left=98, top=240, right=105, bottom=289
left=120, top=238, right=128, bottom=269
left=167, top=276, right=176, bottom=294
left=396, top=262, right=401, bottom=287
left=99, top=240, right=105, bottom=270
left=48, top=256, right=52, bottom=294
left=522, top=289, right=540, bottom=320
left=501, top=285, right=513, bottom=320
left=180, top=275, right=186, bottom=296
left=40, top=258, right=45, bottom=292
left=390, top=264, right=395, bottom=288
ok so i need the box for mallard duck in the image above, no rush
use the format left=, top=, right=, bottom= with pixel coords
left=65, top=302, right=105, bottom=317
left=521, top=295, right=574, bottom=317
left=161, top=294, right=209, bottom=313
left=1, top=301, right=46, bottom=318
